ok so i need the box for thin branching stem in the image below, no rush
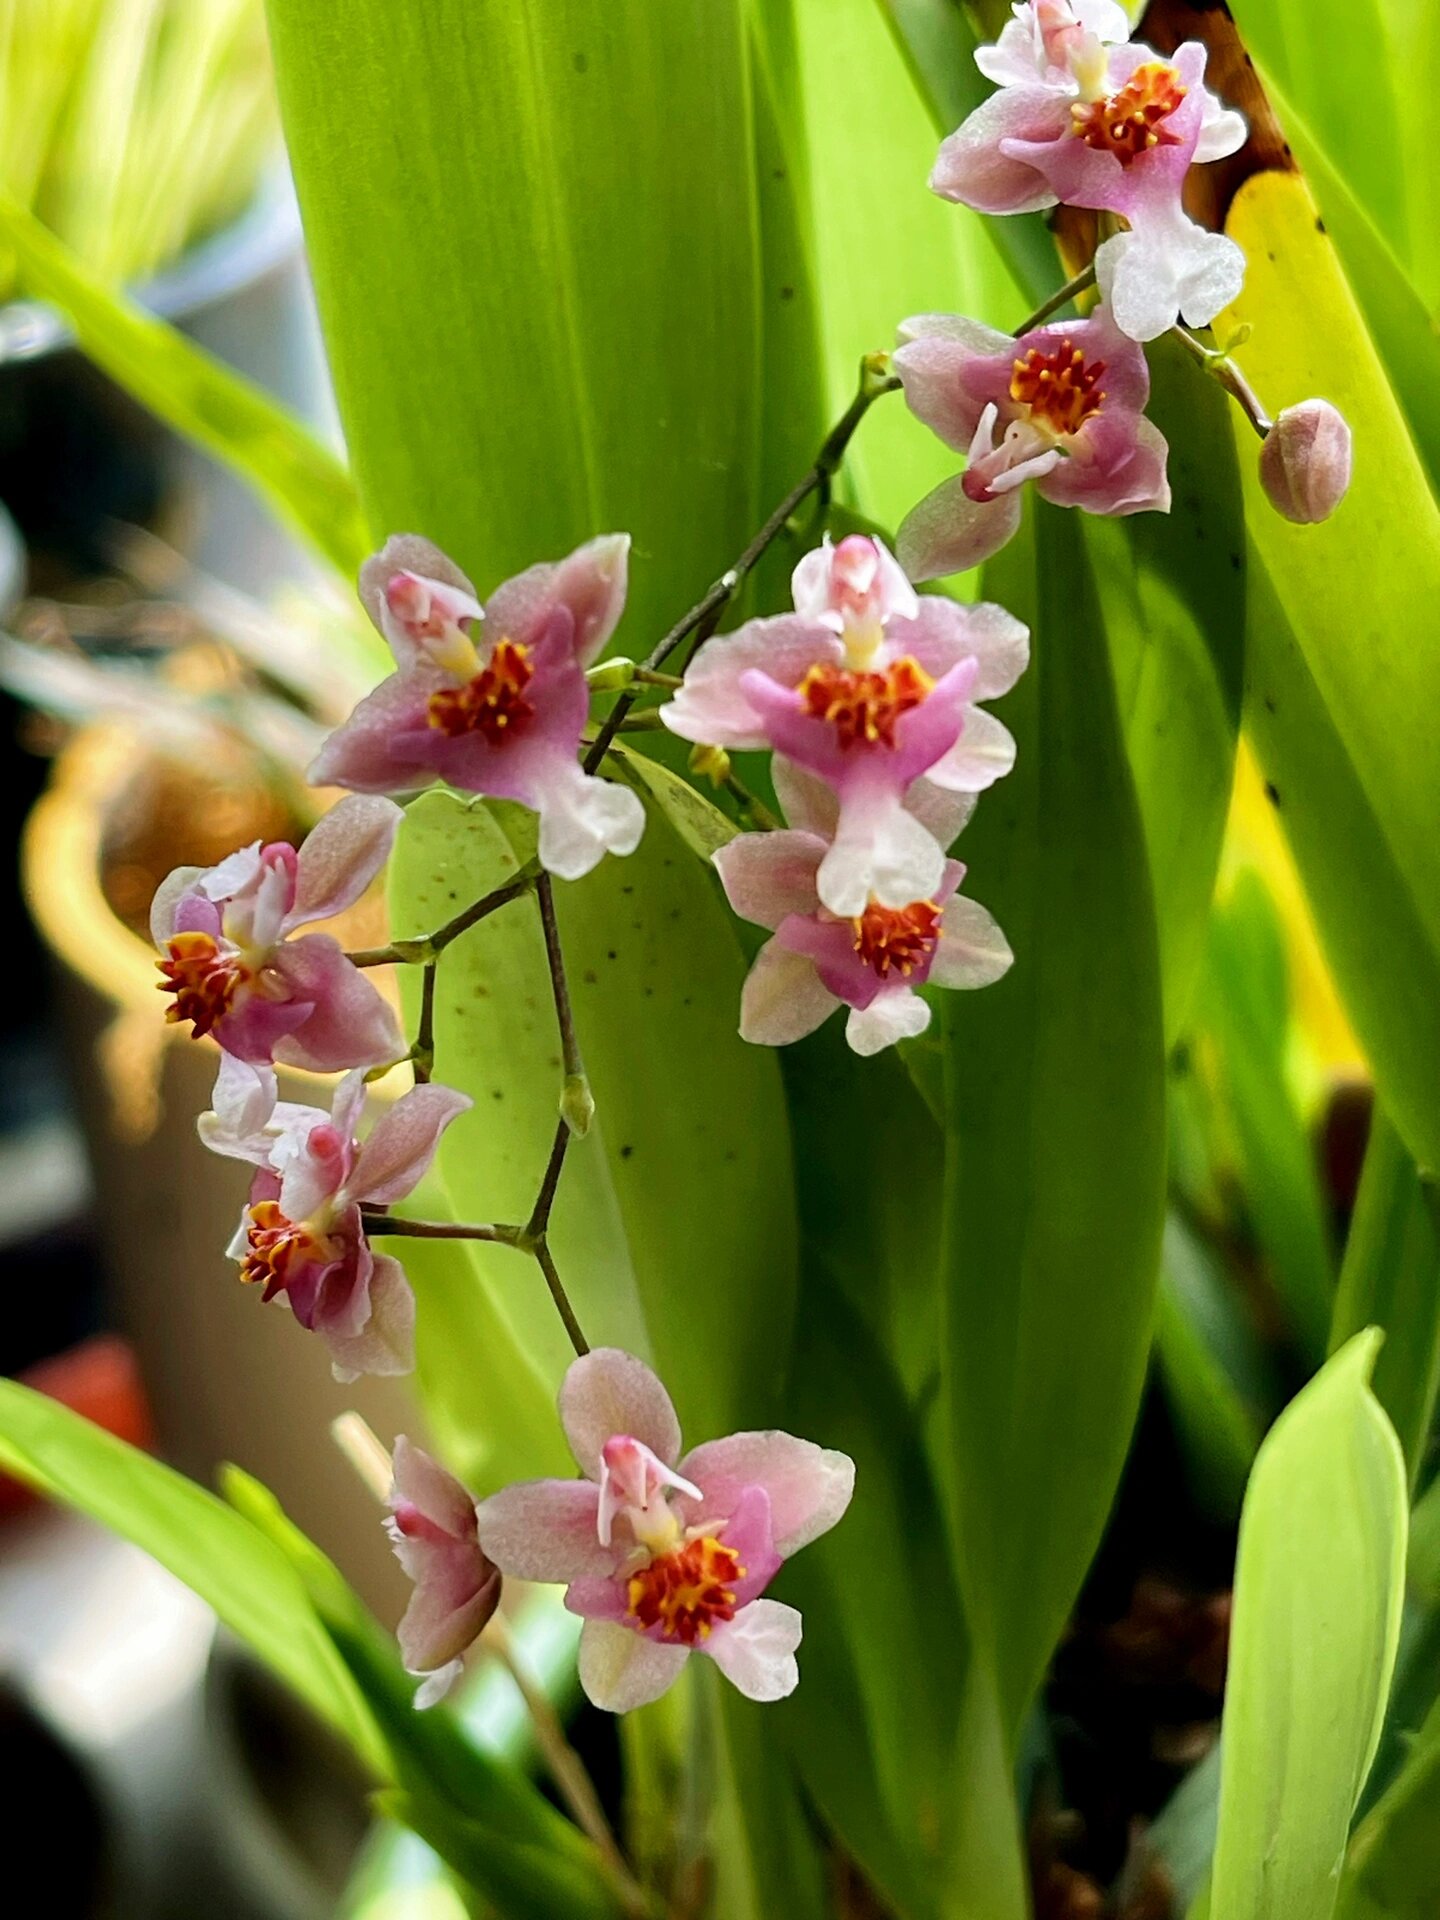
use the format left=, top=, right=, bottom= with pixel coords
left=361, top=1213, right=521, bottom=1243
left=1013, top=261, right=1097, bottom=333
left=1172, top=321, right=1273, bottom=438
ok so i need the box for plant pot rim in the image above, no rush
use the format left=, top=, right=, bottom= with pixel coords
left=22, top=723, right=405, bottom=1098
left=0, top=162, right=302, bottom=369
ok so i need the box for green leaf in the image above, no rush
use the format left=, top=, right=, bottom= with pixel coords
left=1225, top=170, right=1440, bottom=1168
left=1243, top=553, right=1440, bottom=1178
left=1088, top=338, right=1245, bottom=1041
left=940, top=500, right=1166, bottom=1732
left=1211, top=1330, right=1409, bottom=1920
left=226, top=1467, right=624, bottom=1920
left=1331, top=1107, right=1440, bottom=1496
left=389, top=790, right=798, bottom=1446
left=264, top=0, right=776, bottom=648
left=1200, top=870, right=1336, bottom=1361
left=777, top=1287, right=968, bottom=1920
left=0, top=1381, right=387, bottom=1776
left=601, top=744, right=737, bottom=861
left=1339, top=1699, right=1440, bottom=1920
left=0, top=194, right=369, bottom=578
left=1155, top=1212, right=1268, bottom=1523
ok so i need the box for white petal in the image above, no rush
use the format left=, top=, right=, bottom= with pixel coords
left=578, top=1620, right=689, bottom=1713
left=739, top=941, right=837, bottom=1048
left=413, top=1660, right=463, bottom=1710
left=926, top=706, right=1018, bottom=792
left=706, top=1600, right=802, bottom=1703
left=819, top=798, right=945, bottom=917
left=538, top=768, right=645, bottom=881
left=845, top=990, right=932, bottom=1057
left=931, top=897, right=1015, bottom=988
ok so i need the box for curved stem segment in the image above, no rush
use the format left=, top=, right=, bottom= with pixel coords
left=1013, top=261, right=1097, bottom=334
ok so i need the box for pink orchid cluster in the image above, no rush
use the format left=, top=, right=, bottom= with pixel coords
left=384, top=1350, right=854, bottom=1713
left=880, top=0, right=1351, bottom=573
left=665, top=532, right=1022, bottom=1054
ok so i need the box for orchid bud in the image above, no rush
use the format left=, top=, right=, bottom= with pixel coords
left=1259, top=400, right=1353, bottom=524
left=561, top=1071, right=595, bottom=1137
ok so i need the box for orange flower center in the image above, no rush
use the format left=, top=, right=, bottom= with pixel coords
left=627, top=1534, right=745, bottom=1645
left=239, top=1200, right=338, bottom=1301
left=852, top=899, right=943, bottom=979
left=1010, top=340, right=1107, bottom=437
left=426, top=638, right=536, bottom=743
left=799, top=656, right=935, bottom=750
left=156, top=931, right=252, bottom=1037
left=1071, top=61, right=1186, bottom=162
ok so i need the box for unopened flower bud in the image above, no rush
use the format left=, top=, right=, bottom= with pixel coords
left=585, top=656, right=637, bottom=694
left=561, top=1071, right=595, bottom=1137
left=1259, top=400, right=1352, bottom=524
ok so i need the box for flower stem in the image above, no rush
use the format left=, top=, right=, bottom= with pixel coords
left=411, top=961, right=437, bottom=1083
left=1171, top=322, right=1273, bottom=438
left=485, top=1613, right=649, bottom=1915
left=347, top=864, right=539, bottom=968
left=582, top=351, right=899, bottom=774
left=361, top=1213, right=522, bottom=1243
left=531, top=1231, right=589, bottom=1359
left=1013, top=262, right=1097, bottom=335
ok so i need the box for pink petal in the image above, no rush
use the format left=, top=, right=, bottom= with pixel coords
left=705, top=1599, right=803, bottom=1702
left=846, top=989, right=933, bottom=1056
left=663, top=618, right=840, bottom=749
left=481, top=535, right=629, bottom=668
left=391, top=1433, right=478, bottom=1541
left=359, top=535, right=480, bottom=670
left=924, top=705, right=1018, bottom=792
left=712, top=830, right=824, bottom=931
left=474, top=1479, right=614, bottom=1581
left=1038, top=412, right=1171, bottom=516
left=323, top=1250, right=416, bottom=1382
left=270, top=935, right=405, bottom=1073
left=930, top=87, right=1071, bottom=213
left=562, top=1575, right=631, bottom=1623
left=818, top=786, right=948, bottom=918
left=677, top=1430, right=855, bottom=1558
left=898, top=473, right=1024, bottom=581
left=931, top=896, right=1015, bottom=988
left=307, top=674, right=443, bottom=794
left=149, top=865, right=205, bottom=946
left=738, top=939, right=838, bottom=1048
left=213, top=990, right=314, bottom=1066
left=889, top=596, right=1030, bottom=700
left=904, top=777, right=977, bottom=850
left=893, top=329, right=1009, bottom=454
left=776, top=913, right=882, bottom=1012
left=559, top=1348, right=682, bottom=1477
left=350, top=1082, right=472, bottom=1207
left=388, top=1437, right=500, bottom=1675
left=288, top=795, right=403, bottom=927
left=791, top=535, right=918, bottom=630
left=577, top=1619, right=689, bottom=1713
left=772, top=756, right=839, bottom=838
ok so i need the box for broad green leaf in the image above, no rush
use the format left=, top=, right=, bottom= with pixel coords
left=872, top=0, right=1058, bottom=307
left=777, top=1288, right=968, bottom=1919
left=390, top=791, right=799, bottom=1445
left=1155, top=1212, right=1268, bottom=1523
left=1229, top=1, right=1408, bottom=261
left=1242, top=554, right=1440, bottom=1176
left=601, top=743, right=737, bottom=861
left=1089, top=338, right=1245, bottom=1040
left=1201, top=871, right=1335, bottom=1361
left=1224, top=172, right=1440, bottom=1163
left=787, top=0, right=1023, bottom=537
left=940, top=500, right=1166, bottom=1732
left=0, top=194, right=369, bottom=577
left=1269, top=88, right=1440, bottom=490
left=1211, top=1331, right=1408, bottom=1920
left=264, top=0, right=773, bottom=647
left=0, top=1381, right=387, bottom=1776
left=712, top=1674, right=827, bottom=1920
left=1331, top=1108, right=1440, bottom=1495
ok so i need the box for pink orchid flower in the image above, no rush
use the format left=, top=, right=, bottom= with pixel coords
left=152, top=796, right=404, bottom=1072
left=386, top=1436, right=502, bottom=1708
left=934, top=15, right=1247, bottom=341
left=473, top=1348, right=854, bottom=1713
left=894, top=305, right=1170, bottom=578
left=309, top=533, right=645, bottom=881
left=714, top=759, right=1012, bottom=1055
left=663, top=534, right=1028, bottom=916
left=199, top=1055, right=469, bottom=1381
